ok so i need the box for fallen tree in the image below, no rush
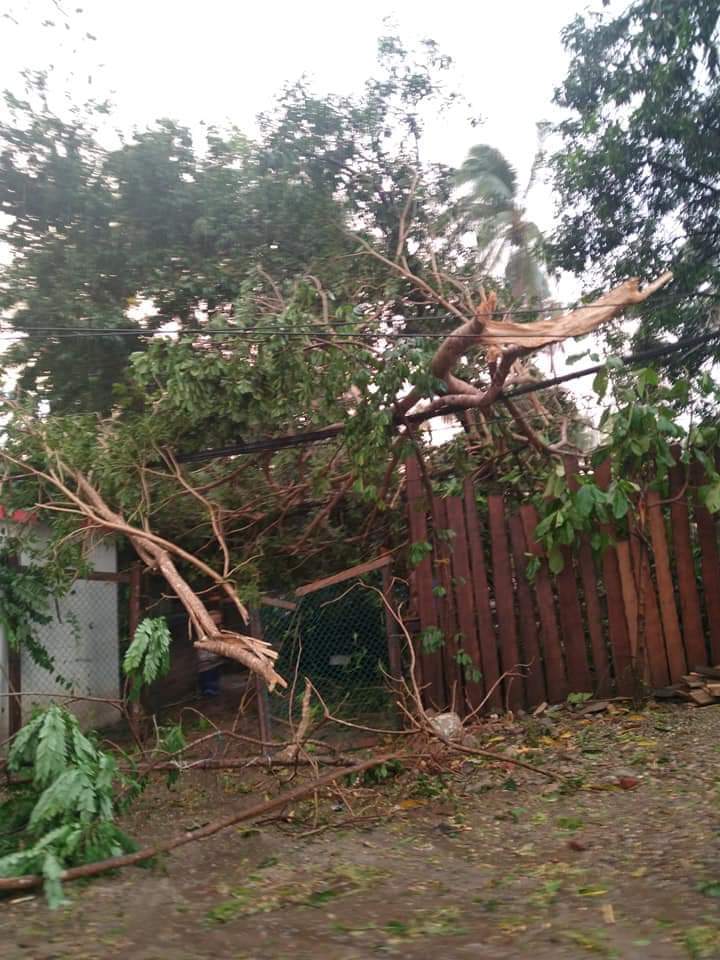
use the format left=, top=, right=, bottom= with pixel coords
left=0, top=266, right=673, bottom=691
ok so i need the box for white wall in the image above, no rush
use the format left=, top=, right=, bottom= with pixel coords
left=0, top=522, right=121, bottom=736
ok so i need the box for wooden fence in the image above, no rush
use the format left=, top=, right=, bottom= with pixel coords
left=405, top=454, right=720, bottom=714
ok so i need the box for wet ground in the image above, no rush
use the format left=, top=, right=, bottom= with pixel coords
left=2, top=701, right=720, bottom=959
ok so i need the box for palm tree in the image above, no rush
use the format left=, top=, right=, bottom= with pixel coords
left=456, top=144, right=550, bottom=304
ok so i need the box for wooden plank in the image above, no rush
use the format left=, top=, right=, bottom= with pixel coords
left=669, top=457, right=707, bottom=666
left=128, top=563, right=142, bottom=640
left=690, top=461, right=720, bottom=665
left=689, top=688, right=715, bottom=707
left=433, top=497, right=463, bottom=710
left=127, top=562, right=146, bottom=739
left=630, top=535, right=670, bottom=688
left=520, top=504, right=567, bottom=703
left=646, top=489, right=687, bottom=679
left=508, top=512, right=546, bottom=707
left=563, top=456, right=610, bottom=696
left=681, top=674, right=705, bottom=687
left=261, top=596, right=298, bottom=612
left=446, top=495, right=484, bottom=711
left=616, top=541, right=639, bottom=657
left=296, top=553, right=393, bottom=597
left=80, top=570, right=132, bottom=583
left=555, top=550, right=592, bottom=694
left=405, top=458, right=444, bottom=707
left=691, top=664, right=720, bottom=680
left=545, top=457, right=591, bottom=694
left=250, top=608, right=273, bottom=747
left=463, top=478, right=501, bottom=711
left=487, top=494, right=523, bottom=710
left=594, top=459, right=634, bottom=695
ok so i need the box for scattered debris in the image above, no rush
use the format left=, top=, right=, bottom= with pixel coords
left=576, top=699, right=613, bottom=717
left=655, top=666, right=720, bottom=706
left=428, top=711, right=464, bottom=741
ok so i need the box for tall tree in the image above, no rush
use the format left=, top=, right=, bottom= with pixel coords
left=550, top=0, right=720, bottom=350
left=456, top=144, right=549, bottom=303
left=0, top=37, right=463, bottom=413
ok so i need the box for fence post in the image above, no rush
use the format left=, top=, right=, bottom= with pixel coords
left=7, top=553, right=22, bottom=737
left=250, top=607, right=273, bottom=751
left=126, top=562, right=145, bottom=740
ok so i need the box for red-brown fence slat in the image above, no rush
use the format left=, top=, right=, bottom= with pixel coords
left=646, top=489, right=687, bottom=679
left=508, top=512, right=546, bottom=707
left=669, top=456, right=707, bottom=667
left=555, top=550, right=593, bottom=694
left=520, top=504, right=567, bottom=703
left=487, top=494, right=523, bottom=710
left=630, top=535, right=670, bottom=688
left=446, top=496, right=484, bottom=711
left=463, top=479, right=502, bottom=710
left=405, top=458, right=445, bottom=706
left=594, top=459, right=634, bottom=695
left=433, top=496, right=463, bottom=708
left=563, top=456, right=610, bottom=696
left=690, top=461, right=720, bottom=665
left=616, top=541, right=639, bottom=661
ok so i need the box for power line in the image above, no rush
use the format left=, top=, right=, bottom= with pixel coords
left=506, top=327, right=720, bottom=399
left=1, top=289, right=719, bottom=343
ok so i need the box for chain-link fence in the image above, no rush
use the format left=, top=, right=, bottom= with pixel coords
left=17, top=573, right=122, bottom=732
left=261, top=573, right=399, bottom=727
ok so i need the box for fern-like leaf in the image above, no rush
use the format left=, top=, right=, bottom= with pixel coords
left=123, top=617, right=172, bottom=699
left=34, top=707, right=69, bottom=786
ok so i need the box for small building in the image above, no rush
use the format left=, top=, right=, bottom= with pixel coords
left=0, top=508, right=121, bottom=740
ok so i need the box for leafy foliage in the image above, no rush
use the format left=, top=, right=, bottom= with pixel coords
left=457, top=143, right=550, bottom=303
left=122, top=617, right=172, bottom=701
left=0, top=36, right=468, bottom=413
left=529, top=365, right=720, bottom=574
left=0, top=544, right=54, bottom=671
left=0, top=706, right=137, bottom=907
left=551, top=0, right=720, bottom=353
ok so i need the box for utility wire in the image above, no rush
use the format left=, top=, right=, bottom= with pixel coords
left=1, top=289, right=720, bottom=342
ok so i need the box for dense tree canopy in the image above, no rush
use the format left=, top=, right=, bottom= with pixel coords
left=551, top=0, right=720, bottom=352
left=0, top=37, right=465, bottom=412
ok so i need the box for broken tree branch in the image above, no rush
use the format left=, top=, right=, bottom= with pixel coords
left=0, top=752, right=407, bottom=895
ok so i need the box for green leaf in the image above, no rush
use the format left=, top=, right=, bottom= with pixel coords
left=574, top=484, right=597, bottom=518
left=592, top=368, right=608, bottom=400
left=409, top=541, right=432, bottom=567
left=42, top=851, right=67, bottom=910
left=700, top=479, right=720, bottom=514
left=420, top=626, right=444, bottom=653
left=611, top=488, right=630, bottom=520
left=548, top=546, right=564, bottom=574
left=35, top=707, right=69, bottom=786
left=123, top=618, right=172, bottom=698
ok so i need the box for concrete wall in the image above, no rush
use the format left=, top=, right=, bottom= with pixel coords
left=0, top=522, right=120, bottom=738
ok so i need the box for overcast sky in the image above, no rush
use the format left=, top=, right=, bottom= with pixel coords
left=1, top=0, right=599, bottom=232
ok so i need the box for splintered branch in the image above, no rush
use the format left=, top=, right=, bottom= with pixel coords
left=355, top=231, right=672, bottom=423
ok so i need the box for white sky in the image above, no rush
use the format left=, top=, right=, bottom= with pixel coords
left=0, top=0, right=614, bottom=433
left=0, top=0, right=601, bottom=230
